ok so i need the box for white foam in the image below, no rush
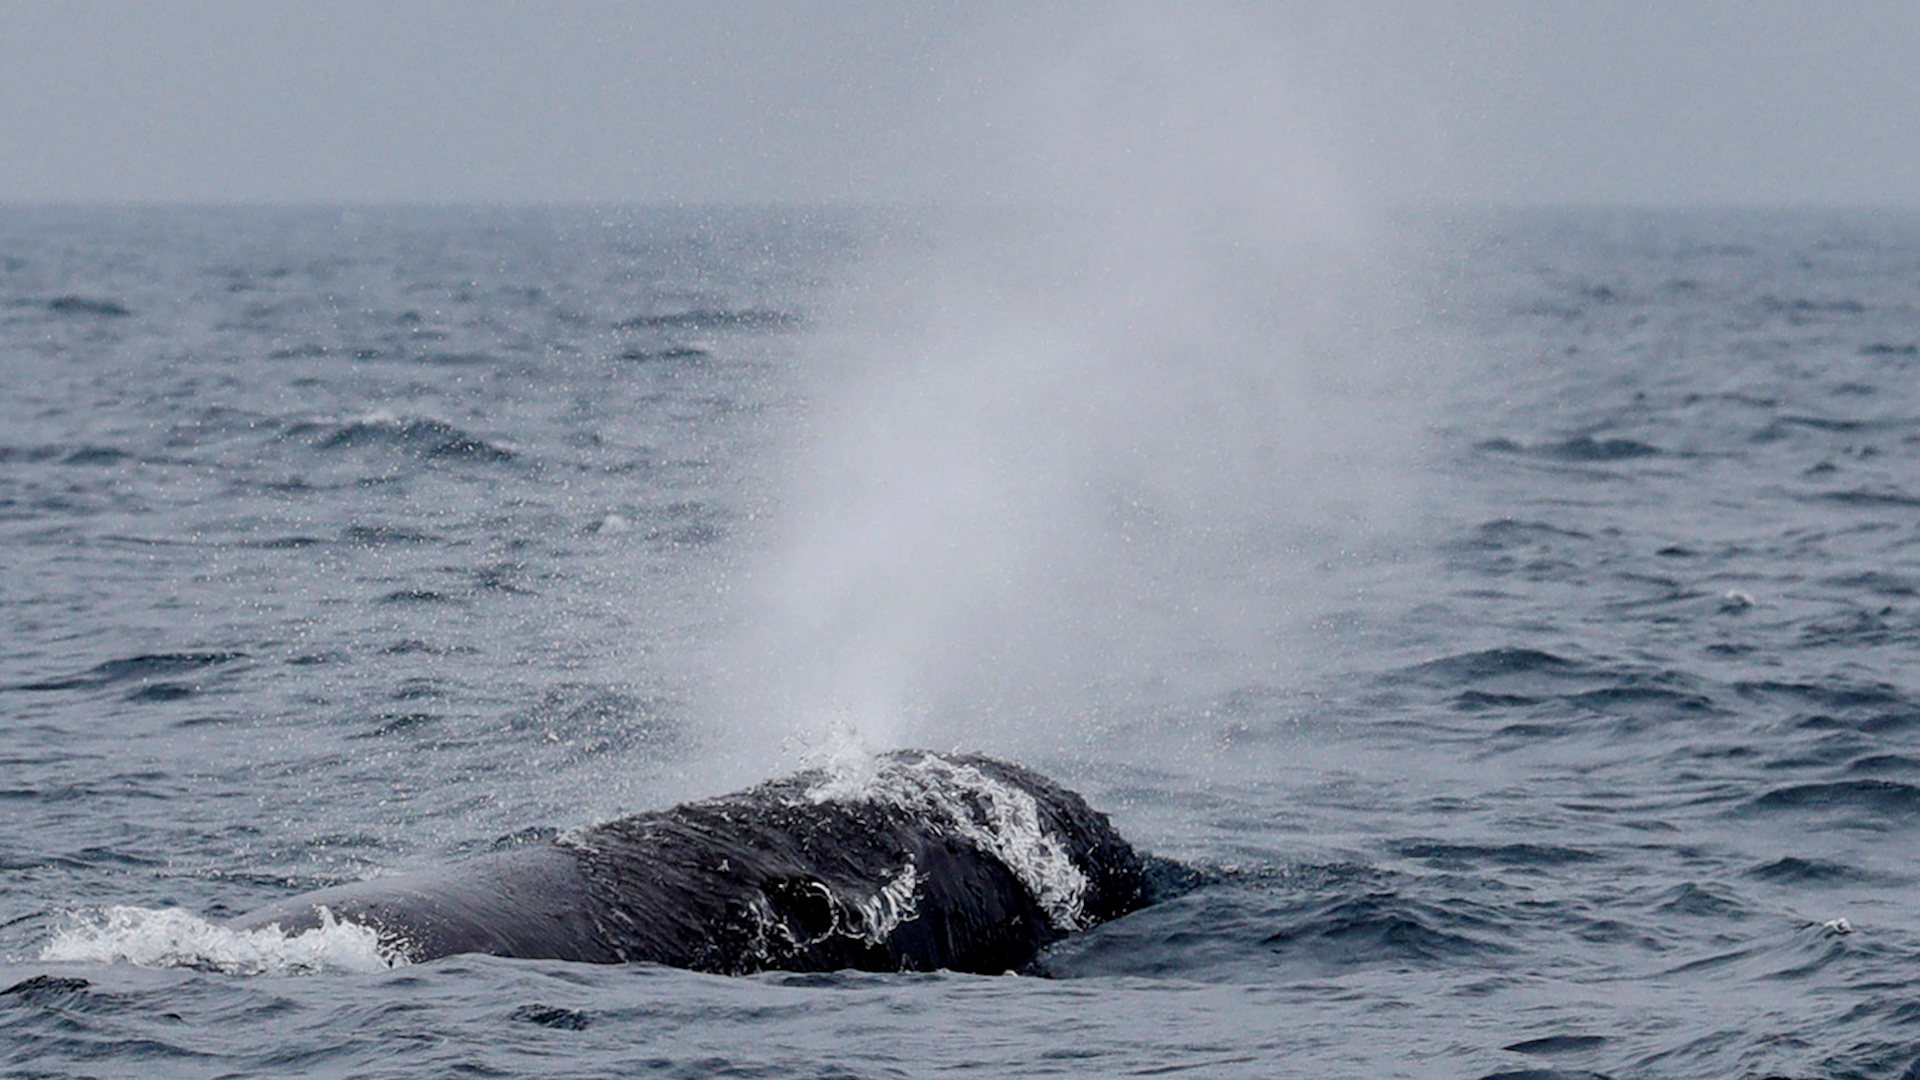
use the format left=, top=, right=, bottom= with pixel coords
left=845, top=862, right=922, bottom=944
left=39, top=905, right=407, bottom=975
left=816, top=753, right=1091, bottom=930
left=732, top=860, right=922, bottom=961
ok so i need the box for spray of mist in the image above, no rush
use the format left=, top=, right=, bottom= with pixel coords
left=721, top=7, right=1426, bottom=775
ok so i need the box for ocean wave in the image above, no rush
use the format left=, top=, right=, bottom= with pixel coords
left=613, top=308, right=800, bottom=332
left=340, top=524, right=440, bottom=547
left=1500, top=1034, right=1609, bottom=1056
left=1746, top=778, right=1920, bottom=816
left=1474, top=436, right=1663, bottom=461
left=1259, top=892, right=1518, bottom=968
left=286, top=412, right=515, bottom=462
left=1745, top=855, right=1895, bottom=886
left=11, top=652, right=248, bottom=693
left=1807, top=487, right=1920, bottom=509
left=1733, top=678, right=1913, bottom=714
left=1391, top=648, right=1587, bottom=685
left=616, top=344, right=711, bottom=362
left=1758, top=294, right=1869, bottom=321
left=1390, top=840, right=1605, bottom=870
left=0, top=444, right=145, bottom=466
left=46, top=296, right=132, bottom=318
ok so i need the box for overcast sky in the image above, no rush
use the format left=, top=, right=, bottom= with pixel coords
left=2, top=1, right=1917, bottom=207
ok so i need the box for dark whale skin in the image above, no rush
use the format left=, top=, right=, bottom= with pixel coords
left=231, top=843, right=618, bottom=963
left=232, top=751, right=1152, bottom=974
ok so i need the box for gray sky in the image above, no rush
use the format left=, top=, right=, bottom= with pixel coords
left=2, top=1, right=1917, bottom=207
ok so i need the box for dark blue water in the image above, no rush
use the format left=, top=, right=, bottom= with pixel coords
left=5, top=205, right=1920, bottom=1078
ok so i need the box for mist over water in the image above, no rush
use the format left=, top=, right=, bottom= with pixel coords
left=727, top=8, right=1429, bottom=764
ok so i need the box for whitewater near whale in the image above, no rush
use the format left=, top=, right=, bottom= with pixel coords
left=230, top=751, right=1154, bottom=975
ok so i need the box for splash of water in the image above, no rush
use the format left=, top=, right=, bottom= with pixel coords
left=786, top=710, right=880, bottom=800
left=39, top=904, right=406, bottom=975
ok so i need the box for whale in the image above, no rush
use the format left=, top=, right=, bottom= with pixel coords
left=231, top=751, right=1154, bottom=974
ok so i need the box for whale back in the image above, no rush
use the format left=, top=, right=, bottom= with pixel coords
left=231, top=843, right=616, bottom=963
left=570, top=751, right=1151, bottom=974
left=233, top=751, right=1152, bottom=973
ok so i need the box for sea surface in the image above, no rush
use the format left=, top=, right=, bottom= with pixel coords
left=5, top=205, right=1920, bottom=1079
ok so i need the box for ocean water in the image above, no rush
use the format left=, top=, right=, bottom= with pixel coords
left=4, top=205, right=1920, bottom=1079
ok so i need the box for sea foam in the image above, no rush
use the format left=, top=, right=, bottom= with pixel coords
left=40, top=904, right=406, bottom=975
